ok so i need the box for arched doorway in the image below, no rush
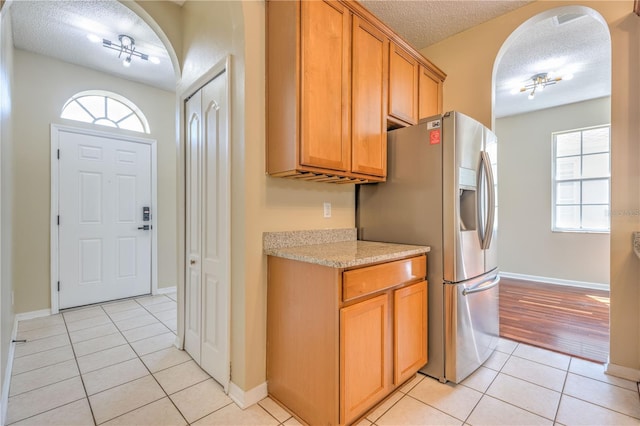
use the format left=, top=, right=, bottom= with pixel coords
left=492, top=6, right=612, bottom=362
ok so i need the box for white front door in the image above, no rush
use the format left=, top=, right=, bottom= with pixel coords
left=57, top=130, right=152, bottom=309
left=184, top=67, right=231, bottom=392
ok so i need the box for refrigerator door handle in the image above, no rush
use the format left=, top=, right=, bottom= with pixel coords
left=481, top=151, right=496, bottom=250
left=462, top=276, right=500, bottom=296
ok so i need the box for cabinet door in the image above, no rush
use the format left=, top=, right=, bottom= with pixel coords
left=388, top=42, right=419, bottom=125
left=419, top=65, right=443, bottom=120
left=341, top=293, right=390, bottom=423
left=394, top=280, right=428, bottom=385
left=300, top=0, right=350, bottom=172
left=351, top=16, right=387, bottom=177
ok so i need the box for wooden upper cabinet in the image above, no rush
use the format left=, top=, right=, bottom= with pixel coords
left=351, top=16, right=388, bottom=177
left=388, top=42, right=419, bottom=126
left=300, top=0, right=351, bottom=172
left=265, top=0, right=445, bottom=183
left=419, top=65, right=444, bottom=120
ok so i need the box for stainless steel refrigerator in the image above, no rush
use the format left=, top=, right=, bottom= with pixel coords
left=357, top=111, right=499, bottom=384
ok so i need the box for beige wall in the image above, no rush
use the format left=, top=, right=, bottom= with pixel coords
left=422, top=0, right=639, bottom=371
left=0, top=3, right=14, bottom=412
left=12, top=50, right=177, bottom=313
left=496, top=98, right=611, bottom=285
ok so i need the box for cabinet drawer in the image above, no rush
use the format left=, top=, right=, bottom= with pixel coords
left=343, top=256, right=426, bottom=302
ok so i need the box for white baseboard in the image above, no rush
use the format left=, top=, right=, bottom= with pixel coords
left=605, top=362, right=640, bottom=382
left=228, top=381, right=268, bottom=409
left=15, top=309, right=52, bottom=322
left=500, top=272, right=609, bottom=291
left=2, top=309, right=54, bottom=424
left=1, top=312, right=20, bottom=426
left=156, top=286, right=177, bottom=295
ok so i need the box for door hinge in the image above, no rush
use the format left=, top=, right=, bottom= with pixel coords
left=57, top=215, right=60, bottom=225
left=57, top=149, right=60, bottom=159
left=57, top=281, right=60, bottom=292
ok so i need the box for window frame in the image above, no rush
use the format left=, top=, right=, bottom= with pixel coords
left=60, top=90, right=150, bottom=134
left=551, top=124, right=611, bottom=234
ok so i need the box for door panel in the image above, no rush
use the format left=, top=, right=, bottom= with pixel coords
left=394, top=280, right=428, bottom=385
left=445, top=271, right=499, bottom=383
left=185, top=90, right=203, bottom=364
left=184, top=70, right=231, bottom=391
left=200, top=74, right=230, bottom=388
left=340, top=294, right=390, bottom=423
left=442, top=112, right=485, bottom=283
left=300, top=0, right=350, bottom=171
left=418, top=65, right=442, bottom=120
left=58, top=131, right=151, bottom=309
left=351, top=16, right=387, bottom=177
left=388, top=42, right=418, bottom=125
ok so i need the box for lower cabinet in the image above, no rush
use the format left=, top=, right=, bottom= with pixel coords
left=341, top=294, right=390, bottom=422
left=267, top=254, right=428, bottom=425
left=394, top=281, right=428, bottom=384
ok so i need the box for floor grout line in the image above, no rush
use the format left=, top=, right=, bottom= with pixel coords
left=62, top=307, right=99, bottom=426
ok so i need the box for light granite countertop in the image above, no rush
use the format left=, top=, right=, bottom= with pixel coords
left=263, top=229, right=430, bottom=268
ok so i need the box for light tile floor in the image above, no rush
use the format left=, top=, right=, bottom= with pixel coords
left=6, top=294, right=640, bottom=425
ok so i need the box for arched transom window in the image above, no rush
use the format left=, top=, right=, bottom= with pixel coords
left=61, top=90, right=150, bottom=134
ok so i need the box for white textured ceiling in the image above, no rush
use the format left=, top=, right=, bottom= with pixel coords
left=360, top=1, right=611, bottom=118
left=360, top=0, right=535, bottom=49
left=11, top=1, right=610, bottom=117
left=494, top=12, right=611, bottom=118
left=10, top=0, right=175, bottom=92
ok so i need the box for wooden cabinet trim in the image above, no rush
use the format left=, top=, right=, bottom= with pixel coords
left=343, top=255, right=426, bottom=302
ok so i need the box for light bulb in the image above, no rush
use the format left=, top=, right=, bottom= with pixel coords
left=87, top=34, right=101, bottom=43
left=510, top=88, right=520, bottom=95
left=528, top=92, right=535, bottom=100
left=120, top=35, right=132, bottom=47
left=149, top=56, right=160, bottom=65
left=123, top=57, right=132, bottom=67
left=563, top=73, right=574, bottom=81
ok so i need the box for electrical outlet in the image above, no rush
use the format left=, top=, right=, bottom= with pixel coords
left=323, top=202, right=331, bottom=218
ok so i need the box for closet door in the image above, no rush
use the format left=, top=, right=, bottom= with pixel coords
left=200, top=73, right=230, bottom=388
left=185, top=69, right=231, bottom=391
left=185, top=90, right=203, bottom=364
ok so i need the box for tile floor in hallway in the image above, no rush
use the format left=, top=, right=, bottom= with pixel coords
left=5, top=293, right=640, bottom=425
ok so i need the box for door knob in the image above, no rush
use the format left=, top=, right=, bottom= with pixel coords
left=190, top=259, right=196, bottom=265
left=137, top=225, right=151, bottom=230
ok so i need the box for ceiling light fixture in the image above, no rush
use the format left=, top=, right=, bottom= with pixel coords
left=512, top=72, right=573, bottom=100
left=102, top=34, right=152, bottom=68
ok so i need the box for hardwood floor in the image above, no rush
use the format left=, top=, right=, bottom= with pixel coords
left=499, top=277, right=610, bottom=363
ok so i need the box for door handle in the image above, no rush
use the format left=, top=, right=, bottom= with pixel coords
left=190, top=259, right=196, bottom=265
left=462, top=276, right=500, bottom=296
left=137, top=225, right=151, bottom=230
